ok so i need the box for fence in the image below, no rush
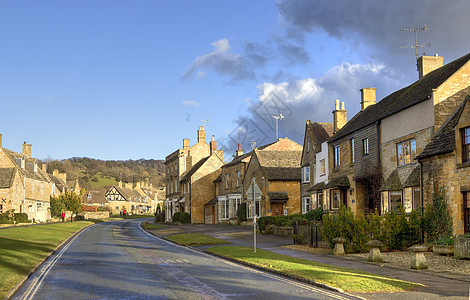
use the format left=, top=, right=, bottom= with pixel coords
left=292, top=221, right=325, bottom=247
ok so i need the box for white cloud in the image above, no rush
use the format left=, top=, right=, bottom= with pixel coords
left=182, top=100, right=201, bottom=107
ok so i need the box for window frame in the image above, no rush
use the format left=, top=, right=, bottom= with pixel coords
left=320, top=159, right=326, bottom=176
left=397, top=138, right=417, bottom=166
left=389, top=190, right=403, bottom=212
left=302, top=197, right=311, bottom=214
left=350, top=138, right=355, bottom=163
left=362, top=138, right=369, bottom=156
left=302, top=166, right=310, bottom=183
left=462, top=127, right=470, bottom=163
left=333, top=144, right=340, bottom=168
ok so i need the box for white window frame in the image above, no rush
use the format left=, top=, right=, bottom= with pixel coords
left=363, top=138, right=369, bottom=156
left=218, top=198, right=229, bottom=220
left=350, top=138, right=355, bottom=163
left=302, top=166, right=310, bottom=183
left=334, top=144, right=341, bottom=168
left=302, top=197, right=311, bottom=214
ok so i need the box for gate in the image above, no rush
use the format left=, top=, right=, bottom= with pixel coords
left=292, top=221, right=325, bottom=247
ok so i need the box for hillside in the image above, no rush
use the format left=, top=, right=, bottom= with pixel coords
left=44, top=157, right=165, bottom=191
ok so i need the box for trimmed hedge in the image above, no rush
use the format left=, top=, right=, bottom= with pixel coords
left=172, top=212, right=181, bottom=223
left=180, top=212, right=190, bottom=223
left=0, top=211, right=29, bottom=224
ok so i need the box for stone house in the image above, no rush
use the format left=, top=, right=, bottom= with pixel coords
left=300, top=120, right=333, bottom=214
left=243, top=146, right=302, bottom=220
left=105, top=182, right=143, bottom=214
left=164, top=126, right=211, bottom=221
left=47, top=168, right=80, bottom=197
left=308, top=141, right=329, bottom=210
left=82, top=190, right=108, bottom=208
left=417, top=97, right=470, bottom=235
left=206, top=143, right=249, bottom=224
left=134, top=181, right=164, bottom=213
left=327, top=53, right=470, bottom=217
left=179, top=136, right=223, bottom=224
left=0, top=136, right=54, bottom=221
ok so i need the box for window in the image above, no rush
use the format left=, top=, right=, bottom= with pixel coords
left=225, top=174, right=229, bottom=189
left=302, top=197, right=311, bottom=214
left=464, top=191, right=470, bottom=234
left=412, top=187, right=421, bottom=210
left=320, top=159, right=326, bottom=175
left=317, top=192, right=324, bottom=209
left=302, top=166, right=310, bottom=183
left=363, top=138, right=369, bottom=156
left=462, top=127, right=470, bottom=163
left=230, top=197, right=242, bottom=218
left=247, top=196, right=261, bottom=218
left=331, top=190, right=341, bottom=210
left=218, top=198, right=229, bottom=220
left=397, top=138, right=416, bottom=166
left=37, top=202, right=42, bottom=211
left=350, top=138, right=355, bottom=163
left=307, top=137, right=311, bottom=152
left=333, top=145, right=340, bottom=168
left=389, top=191, right=402, bottom=212
left=237, top=171, right=240, bottom=186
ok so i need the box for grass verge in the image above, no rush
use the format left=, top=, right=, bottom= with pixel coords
left=165, top=233, right=231, bottom=246
left=0, top=221, right=94, bottom=298
left=142, top=222, right=165, bottom=230
left=206, top=246, right=421, bottom=293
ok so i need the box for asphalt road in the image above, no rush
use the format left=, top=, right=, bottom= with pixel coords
left=12, top=219, right=357, bottom=300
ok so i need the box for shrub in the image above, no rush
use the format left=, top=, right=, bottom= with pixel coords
left=180, top=212, right=190, bottom=223
left=258, top=216, right=275, bottom=232
left=172, top=212, right=181, bottom=223
left=423, top=187, right=453, bottom=243
left=303, top=208, right=323, bottom=221
left=236, top=203, right=247, bottom=222
left=14, top=213, right=29, bottom=223
left=155, top=213, right=165, bottom=223
left=0, top=212, right=13, bottom=224
left=293, top=234, right=304, bottom=244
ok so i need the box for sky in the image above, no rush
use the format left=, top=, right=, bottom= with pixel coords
left=1, top=0, right=469, bottom=161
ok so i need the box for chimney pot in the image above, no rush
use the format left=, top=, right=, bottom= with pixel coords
left=335, top=99, right=340, bottom=110
left=183, top=139, right=190, bottom=149
left=0, top=134, right=2, bottom=148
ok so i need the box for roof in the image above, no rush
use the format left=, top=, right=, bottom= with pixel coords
left=403, top=165, right=421, bottom=188
left=223, top=152, right=251, bottom=167
left=380, top=169, right=402, bottom=191
left=325, top=176, right=350, bottom=188
left=82, top=190, right=108, bottom=204
left=307, top=182, right=326, bottom=192
left=179, top=156, right=211, bottom=182
left=255, top=150, right=302, bottom=181
left=381, top=164, right=420, bottom=191
left=49, top=174, right=67, bottom=193
left=268, top=191, right=289, bottom=203
left=0, top=168, right=16, bottom=188
left=2, top=149, right=50, bottom=183
left=204, top=197, right=218, bottom=206
left=417, top=97, right=468, bottom=160
left=306, top=121, right=334, bottom=152
left=330, top=53, right=470, bottom=143
left=213, top=173, right=222, bottom=183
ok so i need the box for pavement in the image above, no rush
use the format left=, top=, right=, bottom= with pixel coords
left=151, top=223, right=470, bottom=300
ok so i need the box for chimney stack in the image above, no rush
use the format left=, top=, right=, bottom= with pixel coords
left=42, top=163, right=47, bottom=173
left=333, top=99, right=347, bottom=134
left=53, top=169, right=59, bottom=177
left=183, top=139, right=190, bottom=149
left=0, top=134, right=2, bottom=148
left=58, top=172, right=67, bottom=183
left=118, top=181, right=123, bottom=188
left=236, top=143, right=243, bottom=157
left=210, top=135, right=217, bottom=155
left=197, top=126, right=205, bottom=143
left=360, top=88, right=376, bottom=111
left=136, top=182, right=141, bottom=188
left=22, top=142, right=32, bottom=158
left=417, top=54, right=443, bottom=80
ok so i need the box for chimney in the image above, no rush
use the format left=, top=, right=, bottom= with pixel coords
left=197, top=126, right=205, bottom=143
left=236, top=143, right=243, bottom=157
left=42, top=163, right=47, bottom=173
left=210, top=135, right=217, bottom=155
left=360, top=88, right=376, bottom=111
left=417, top=54, right=443, bottom=80
left=118, top=181, right=123, bottom=188
left=53, top=169, right=59, bottom=177
left=0, top=134, right=2, bottom=148
left=183, top=139, right=190, bottom=149
left=22, top=142, right=32, bottom=158
left=332, top=99, right=347, bottom=134
left=136, top=182, right=141, bottom=188
left=58, top=172, right=67, bottom=183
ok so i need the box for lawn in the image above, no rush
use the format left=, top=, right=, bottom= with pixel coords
left=142, top=222, right=165, bottom=230
left=206, top=246, right=421, bottom=293
left=0, top=221, right=94, bottom=298
left=165, top=233, right=231, bottom=246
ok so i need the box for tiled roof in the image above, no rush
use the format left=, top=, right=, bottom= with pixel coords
left=82, top=190, right=108, bottom=204
left=307, top=182, right=326, bottom=192
left=49, top=174, right=67, bottom=193
left=380, top=169, right=402, bottom=191
left=2, top=149, right=50, bottom=182
left=417, top=97, right=468, bottom=160
left=307, top=122, right=334, bottom=152
left=255, top=150, right=302, bottom=181
left=180, top=156, right=211, bottom=182
left=204, top=197, right=218, bottom=206
left=403, top=165, right=421, bottom=188
left=325, top=176, right=350, bottom=188
left=0, top=168, right=16, bottom=188
left=223, top=152, right=251, bottom=167
left=268, top=191, right=289, bottom=200
left=330, top=53, right=470, bottom=143
left=213, top=173, right=222, bottom=183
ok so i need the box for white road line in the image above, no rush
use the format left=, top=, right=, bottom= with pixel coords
left=19, top=231, right=84, bottom=300
left=138, top=222, right=355, bottom=300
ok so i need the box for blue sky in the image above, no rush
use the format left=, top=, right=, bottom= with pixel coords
left=1, top=1, right=469, bottom=161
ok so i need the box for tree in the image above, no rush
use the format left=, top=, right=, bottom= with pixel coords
left=50, top=192, right=83, bottom=221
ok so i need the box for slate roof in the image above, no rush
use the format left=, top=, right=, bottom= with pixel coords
left=417, top=97, right=468, bottom=160
left=380, top=169, right=402, bottom=191
left=0, top=168, right=16, bottom=188
left=268, top=191, right=289, bottom=200
left=307, top=182, right=326, bottom=192
left=49, top=174, right=68, bottom=193
left=2, top=149, right=50, bottom=182
left=204, top=197, right=218, bottom=206
left=403, top=165, right=421, bottom=188
left=307, top=122, right=334, bottom=152
left=82, top=190, right=108, bottom=205
left=381, top=164, right=420, bottom=191
left=255, top=150, right=302, bottom=181
left=213, top=173, right=222, bottom=183
left=330, top=53, right=470, bottom=143
left=325, top=176, right=350, bottom=188
left=179, top=156, right=211, bottom=182
left=223, top=152, right=251, bottom=167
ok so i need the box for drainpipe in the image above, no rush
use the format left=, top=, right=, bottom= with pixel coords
left=418, top=159, right=425, bottom=243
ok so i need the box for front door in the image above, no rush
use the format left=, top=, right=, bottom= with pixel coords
left=272, top=203, right=283, bottom=216
left=464, top=192, right=470, bottom=234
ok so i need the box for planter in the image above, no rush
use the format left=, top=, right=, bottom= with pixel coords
left=455, top=235, right=470, bottom=259
left=432, top=244, right=454, bottom=256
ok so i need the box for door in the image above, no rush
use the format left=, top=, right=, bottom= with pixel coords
left=464, top=192, right=470, bottom=234
left=272, top=203, right=283, bottom=216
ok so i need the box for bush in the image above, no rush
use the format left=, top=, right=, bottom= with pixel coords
left=0, top=212, right=13, bottom=224
left=14, top=213, right=29, bottom=223
left=293, top=234, right=304, bottom=244
left=303, top=208, right=323, bottom=221
left=258, top=216, right=275, bottom=232
left=155, top=213, right=165, bottom=223
left=423, top=187, right=453, bottom=243
left=236, top=203, right=247, bottom=222
left=172, top=212, right=181, bottom=223
left=180, top=212, right=190, bottom=223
